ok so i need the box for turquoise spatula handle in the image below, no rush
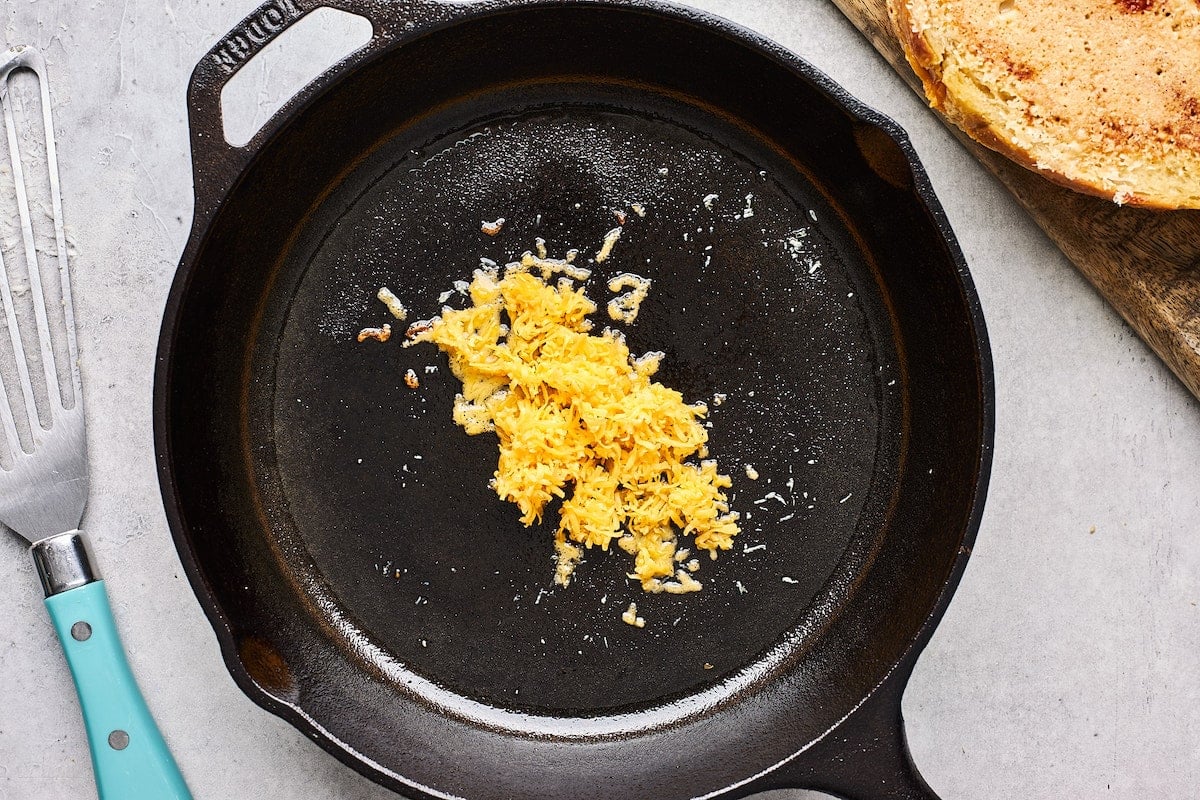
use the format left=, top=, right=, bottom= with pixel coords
left=36, top=533, right=192, bottom=800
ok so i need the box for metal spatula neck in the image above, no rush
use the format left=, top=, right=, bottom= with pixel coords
left=31, top=530, right=96, bottom=597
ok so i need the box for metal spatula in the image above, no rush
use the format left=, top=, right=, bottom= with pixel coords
left=0, top=45, right=191, bottom=800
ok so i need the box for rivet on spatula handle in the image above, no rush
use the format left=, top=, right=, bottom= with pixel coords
left=34, top=533, right=193, bottom=800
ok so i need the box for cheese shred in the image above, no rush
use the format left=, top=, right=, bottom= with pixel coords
left=607, top=273, right=652, bottom=325
left=408, top=246, right=739, bottom=591
left=377, top=286, right=408, bottom=320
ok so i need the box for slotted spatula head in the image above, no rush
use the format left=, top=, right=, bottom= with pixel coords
left=0, top=46, right=87, bottom=543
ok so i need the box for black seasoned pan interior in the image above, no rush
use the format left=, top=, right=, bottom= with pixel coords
left=270, top=94, right=899, bottom=713
left=158, top=3, right=991, bottom=798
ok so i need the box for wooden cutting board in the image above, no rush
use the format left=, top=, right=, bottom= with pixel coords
left=833, top=0, right=1200, bottom=401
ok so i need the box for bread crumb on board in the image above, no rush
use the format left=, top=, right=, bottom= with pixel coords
left=404, top=369, right=420, bottom=389
left=744, top=464, right=759, bottom=480
left=481, top=218, right=506, bottom=236
left=622, top=602, right=646, bottom=628
left=357, top=324, right=391, bottom=343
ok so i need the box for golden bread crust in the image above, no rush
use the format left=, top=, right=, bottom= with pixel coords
left=889, top=0, right=1200, bottom=209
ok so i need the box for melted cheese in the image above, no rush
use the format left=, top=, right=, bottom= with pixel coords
left=409, top=254, right=739, bottom=591
left=607, top=273, right=652, bottom=325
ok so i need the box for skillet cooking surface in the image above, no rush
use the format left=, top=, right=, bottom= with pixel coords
left=266, top=94, right=899, bottom=713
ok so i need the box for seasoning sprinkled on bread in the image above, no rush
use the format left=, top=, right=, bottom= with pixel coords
left=890, top=0, right=1200, bottom=209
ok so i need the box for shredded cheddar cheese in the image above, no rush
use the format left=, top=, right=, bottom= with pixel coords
left=377, top=287, right=408, bottom=320
left=408, top=245, right=739, bottom=592
left=607, top=273, right=652, bottom=325
left=622, top=601, right=646, bottom=627
left=595, top=227, right=622, bottom=263
left=357, top=324, right=391, bottom=343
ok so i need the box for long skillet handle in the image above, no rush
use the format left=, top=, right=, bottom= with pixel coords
left=731, top=657, right=941, bottom=800
left=185, top=0, right=464, bottom=222
left=33, top=533, right=192, bottom=800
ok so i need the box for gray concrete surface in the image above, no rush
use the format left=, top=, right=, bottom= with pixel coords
left=1, top=1, right=1197, bottom=798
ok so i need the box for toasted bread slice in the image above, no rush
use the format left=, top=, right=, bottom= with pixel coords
left=890, top=0, right=1200, bottom=209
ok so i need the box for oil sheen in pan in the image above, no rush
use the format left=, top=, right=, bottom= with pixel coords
left=265, top=106, right=899, bottom=715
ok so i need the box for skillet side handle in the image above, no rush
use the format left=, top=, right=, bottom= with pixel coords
left=185, top=0, right=457, bottom=219
left=735, top=662, right=942, bottom=800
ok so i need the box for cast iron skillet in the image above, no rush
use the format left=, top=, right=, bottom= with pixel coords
left=155, top=1, right=994, bottom=797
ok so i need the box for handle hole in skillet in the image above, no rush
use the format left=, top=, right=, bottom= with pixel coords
left=219, top=7, right=372, bottom=148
